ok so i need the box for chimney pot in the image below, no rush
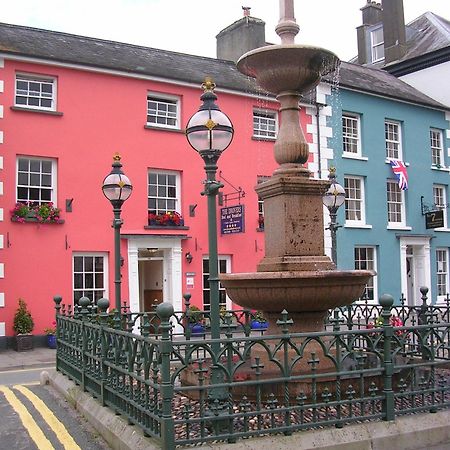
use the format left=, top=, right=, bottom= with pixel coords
left=242, top=6, right=251, bottom=17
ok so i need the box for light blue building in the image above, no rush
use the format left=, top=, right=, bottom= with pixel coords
left=329, top=63, right=450, bottom=305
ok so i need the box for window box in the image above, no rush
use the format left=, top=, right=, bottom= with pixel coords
left=10, top=202, right=64, bottom=224
left=148, top=211, right=184, bottom=227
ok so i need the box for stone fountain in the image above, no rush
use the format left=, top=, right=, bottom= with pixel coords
left=221, top=0, right=374, bottom=337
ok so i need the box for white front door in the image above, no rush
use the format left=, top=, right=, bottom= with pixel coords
left=400, top=237, right=431, bottom=306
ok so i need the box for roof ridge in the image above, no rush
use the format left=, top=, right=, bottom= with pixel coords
left=423, top=12, right=450, bottom=40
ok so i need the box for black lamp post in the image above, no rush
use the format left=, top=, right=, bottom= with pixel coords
left=322, top=167, right=345, bottom=265
left=186, top=78, right=233, bottom=403
left=102, top=154, right=132, bottom=315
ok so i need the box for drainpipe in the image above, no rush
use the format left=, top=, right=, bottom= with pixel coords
left=314, top=99, right=326, bottom=179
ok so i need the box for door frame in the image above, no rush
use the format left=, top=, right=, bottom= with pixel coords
left=399, top=236, right=431, bottom=306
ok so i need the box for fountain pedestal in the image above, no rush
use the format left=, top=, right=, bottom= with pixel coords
left=256, top=175, right=334, bottom=273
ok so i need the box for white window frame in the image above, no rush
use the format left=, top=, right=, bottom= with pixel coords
left=354, top=246, right=377, bottom=302
left=16, top=156, right=57, bottom=205
left=370, top=26, right=385, bottom=63
left=202, top=255, right=231, bottom=311
left=430, top=129, right=444, bottom=168
left=387, top=180, right=406, bottom=228
left=436, top=248, right=449, bottom=301
left=385, top=120, right=403, bottom=160
left=148, top=169, right=181, bottom=216
left=72, top=253, right=109, bottom=305
left=344, top=176, right=366, bottom=226
left=342, top=113, right=361, bottom=157
left=433, top=184, right=448, bottom=229
left=15, top=73, right=56, bottom=111
left=146, top=92, right=180, bottom=129
left=253, top=109, right=278, bottom=139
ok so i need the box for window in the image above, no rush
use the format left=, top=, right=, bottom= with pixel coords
left=148, top=170, right=180, bottom=216
left=257, top=175, right=270, bottom=229
left=354, top=247, right=377, bottom=301
left=202, top=257, right=230, bottom=311
left=436, top=249, right=449, bottom=299
left=73, top=254, right=107, bottom=305
left=342, top=113, right=361, bottom=155
left=387, top=180, right=405, bottom=226
left=370, top=27, right=384, bottom=62
left=253, top=110, right=277, bottom=139
left=385, top=121, right=402, bottom=160
left=15, top=74, right=56, bottom=110
left=147, top=94, right=180, bottom=129
left=433, top=185, right=447, bottom=228
left=430, top=129, right=444, bottom=167
left=344, top=176, right=365, bottom=224
left=17, top=157, right=56, bottom=205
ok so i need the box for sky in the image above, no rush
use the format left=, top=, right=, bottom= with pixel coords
left=1, top=0, right=450, bottom=61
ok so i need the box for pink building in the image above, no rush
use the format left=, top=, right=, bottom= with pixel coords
left=0, top=19, right=323, bottom=346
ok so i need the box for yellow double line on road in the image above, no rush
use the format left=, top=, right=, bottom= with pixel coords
left=0, top=385, right=81, bottom=450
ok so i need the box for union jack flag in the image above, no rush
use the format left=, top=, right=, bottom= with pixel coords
left=389, top=159, right=408, bottom=190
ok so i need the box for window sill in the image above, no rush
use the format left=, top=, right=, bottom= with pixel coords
left=342, top=153, right=368, bottom=161
left=431, top=166, right=450, bottom=172
left=256, top=227, right=264, bottom=232
left=11, top=106, right=63, bottom=116
left=144, top=225, right=190, bottom=230
left=344, top=223, right=372, bottom=229
left=252, top=136, right=276, bottom=142
left=434, top=228, right=450, bottom=232
left=11, top=216, right=64, bottom=224
left=387, top=225, right=411, bottom=231
left=144, top=124, right=184, bottom=133
left=385, top=158, right=409, bottom=166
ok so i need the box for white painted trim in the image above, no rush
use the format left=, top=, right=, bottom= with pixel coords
left=0, top=293, right=4, bottom=307
left=0, top=322, right=5, bottom=337
left=343, top=154, right=368, bottom=161
left=0, top=209, right=3, bottom=221
left=0, top=263, right=4, bottom=278
left=344, top=224, right=373, bottom=229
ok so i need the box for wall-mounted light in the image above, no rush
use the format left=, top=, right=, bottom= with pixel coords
left=185, top=252, right=193, bottom=264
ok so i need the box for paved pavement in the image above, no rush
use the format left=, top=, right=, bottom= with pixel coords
left=0, top=346, right=56, bottom=371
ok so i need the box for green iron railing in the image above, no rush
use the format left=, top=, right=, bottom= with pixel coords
left=54, top=290, right=450, bottom=449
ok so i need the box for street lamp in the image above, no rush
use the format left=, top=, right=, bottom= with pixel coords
left=186, top=78, right=233, bottom=404
left=322, top=167, right=345, bottom=265
left=102, top=154, right=132, bottom=315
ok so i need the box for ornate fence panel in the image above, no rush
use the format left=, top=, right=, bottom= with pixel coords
left=53, top=289, right=450, bottom=448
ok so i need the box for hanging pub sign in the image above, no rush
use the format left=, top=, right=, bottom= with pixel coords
left=425, top=210, right=444, bottom=229
left=221, top=205, right=245, bottom=234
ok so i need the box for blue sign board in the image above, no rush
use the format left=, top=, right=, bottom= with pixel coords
left=220, top=205, right=245, bottom=234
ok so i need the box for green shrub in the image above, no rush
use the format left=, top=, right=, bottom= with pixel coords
left=13, top=299, right=34, bottom=334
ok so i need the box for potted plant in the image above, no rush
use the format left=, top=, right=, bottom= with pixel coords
left=251, top=310, right=268, bottom=330
left=44, top=321, right=57, bottom=349
left=187, top=305, right=205, bottom=336
left=13, top=298, right=34, bottom=351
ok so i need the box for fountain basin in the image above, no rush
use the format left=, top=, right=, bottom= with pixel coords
left=237, top=45, right=339, bottom=95
left=220, top=270, right=375, bottom=313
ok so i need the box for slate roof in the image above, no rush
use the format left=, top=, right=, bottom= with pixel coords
left=0, top=22, right=445, bottom=110
left=402, top=12, right=450, bottom=62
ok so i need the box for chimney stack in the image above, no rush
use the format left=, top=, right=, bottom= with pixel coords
left=381, top=0, right=407, bottom=63
left=361, top=1, right=383, bottom=25
left=216, top=9, right=266, bottom=63
left=357, top=1, right=382, bottom=64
